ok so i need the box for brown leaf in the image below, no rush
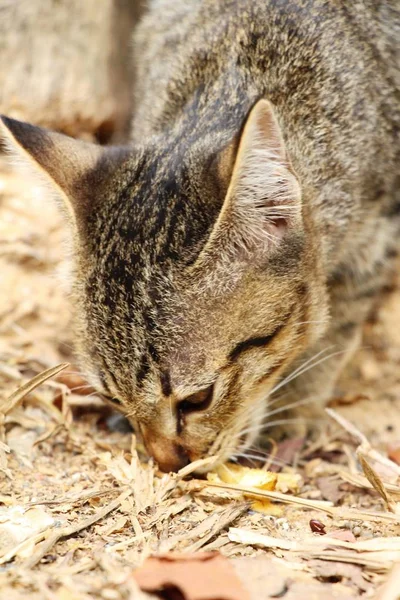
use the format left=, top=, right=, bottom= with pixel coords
left=134, top=552, right=251, bottom=600
left=327, top=530, right=357, bottom=543
left=316, top=476, right=345, bottom=504
left=269, top=437, right=305, bottom=472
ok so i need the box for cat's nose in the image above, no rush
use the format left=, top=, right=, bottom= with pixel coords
left=143, top=434, right=190, bottom=473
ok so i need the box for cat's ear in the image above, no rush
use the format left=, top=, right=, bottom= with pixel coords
left=198, top=99, right=302, bottom=267
left=0, top=116, right=129, bottom=231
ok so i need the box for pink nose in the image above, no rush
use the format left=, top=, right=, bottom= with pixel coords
left=143, top=435, right=190, bottom=472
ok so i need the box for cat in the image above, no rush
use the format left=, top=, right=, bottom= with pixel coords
left=1, top=0, right=399, bottom=472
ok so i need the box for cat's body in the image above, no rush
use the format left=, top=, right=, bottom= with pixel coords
left=133, top=0, right=400, bottom=274
left=1, top=0, right=399, bottom=471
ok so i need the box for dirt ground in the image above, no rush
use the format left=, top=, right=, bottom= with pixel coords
left=1, top=155, right=400, bottom=599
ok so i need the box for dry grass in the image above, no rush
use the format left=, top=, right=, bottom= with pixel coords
left=1, top=156, right=400, bottom=599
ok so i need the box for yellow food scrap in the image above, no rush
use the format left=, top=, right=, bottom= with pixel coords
left=210, top=463, right=278, bottom=489
left=275, top=472, right=302, bottom=494
left=208, top=463, right=280, bottom=514
left=250, top=500, right=283, bottom=516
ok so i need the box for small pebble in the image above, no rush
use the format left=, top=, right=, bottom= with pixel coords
left=362, top=531, right=374, bottom=539
left=275, top=518, right=290, bottom=531
left=352, top=525, right=362, bottom=537
left=337, top=520, right=351, bottom=529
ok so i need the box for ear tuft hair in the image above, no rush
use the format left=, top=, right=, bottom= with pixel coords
left=195, top=99, right=302, bottom=267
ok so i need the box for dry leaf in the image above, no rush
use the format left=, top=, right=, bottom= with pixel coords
left=134, top=552, right=251, bottom=600
left=270, top=436, right=305, bottom=471
left=316, top=476, right=345, bottom=504
left=228, top=527, right=400, bottom=571
left=328, top=530, right=357, bottom=543
left=358, top=452, right=397, bottom=513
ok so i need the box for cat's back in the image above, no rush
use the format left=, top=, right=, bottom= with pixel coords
left=133, top=0, right=399, bottom=135
left=132, top=0, right=399, bottom=273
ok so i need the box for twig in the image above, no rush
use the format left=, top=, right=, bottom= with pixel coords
left=164, top=503, right=248, bottom=554
left=375, top=562, right=400, bottom=599
left=21, top=488, right=132, bottom=569
left=339, top=470, right=400, bottom=499
left=326, top=408, right=400, bottom=476
left=26, top=486, right=126, bottom=508
left=0, top=363, right=69, bottom=416
left=228, top=528, right=400, bottom=572
left=189, top=479, right=333, bottom=510
left=185, top=504, right=248, bottom=553
left=189, top=480, right=400, bottom=524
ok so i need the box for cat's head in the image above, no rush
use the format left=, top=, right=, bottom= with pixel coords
left=0, top=100, right=327, bottom=471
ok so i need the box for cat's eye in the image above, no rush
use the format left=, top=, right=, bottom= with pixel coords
left=178, top=384, right=214, bottom=416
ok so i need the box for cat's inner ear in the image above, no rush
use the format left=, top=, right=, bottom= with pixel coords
left=0, top=116, right=129, bottom=231
left=205, top=99, right=302, bottom=264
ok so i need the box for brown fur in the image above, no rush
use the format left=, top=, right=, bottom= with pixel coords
left=1, top=0, right=399, bottom=471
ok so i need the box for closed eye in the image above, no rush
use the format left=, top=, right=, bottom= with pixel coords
left=228, top=322, right=286, bottom=361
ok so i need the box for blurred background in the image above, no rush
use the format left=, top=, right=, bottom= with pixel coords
left=0, top=0, right=144, bottom=142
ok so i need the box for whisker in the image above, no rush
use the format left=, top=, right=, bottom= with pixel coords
left=67, top=390, right=101, bottom=402
left=209, top=343, right=359, bottom=463
left=58, top=370, right=88, bottom=378
left=268, top=347, right=349, bottom=398
left=67, top=384, right=94, bottom=393
left=233, top=455, right=260, bottom=467
left=232, top=452, right=294, bottom=468
left=269, top=346, right=335, bottom=396
left=238, top=415, right=315, bottom=438
left=250, top=451, right=301, bottom=469
left=58, top=342, right=76, bottom=352
left=264, top=395, right=319, bottom=421
left=232, top=347, right=337, bottom=427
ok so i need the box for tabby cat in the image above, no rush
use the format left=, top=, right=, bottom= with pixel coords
left=1, top=0, right=399, bottom=471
